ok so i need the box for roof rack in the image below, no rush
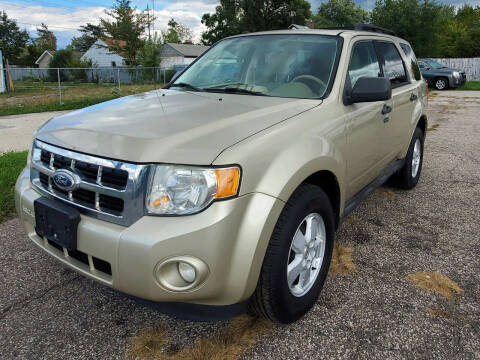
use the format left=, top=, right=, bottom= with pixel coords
left=354, top=23, right=397, bottom=36
left=316, top=23, right=397, bottom=37
left=288, top=24, right=310, bottom=30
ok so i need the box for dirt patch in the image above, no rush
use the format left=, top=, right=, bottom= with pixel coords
left=127, top=315, right=271, bottom=360
left=329, top=244, right=357, bottom=276
left=380, top=189, right=396, bottom=197
left=427, top=124, right=440, bottom=132
left=408, top=271, right=464, bottom=299
left=426, top=308, right=451, bottom=318
left=343, top=216, right=360, bottom=224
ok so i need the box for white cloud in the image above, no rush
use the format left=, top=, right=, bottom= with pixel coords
left=152, top=1, right=218, bottom=42
left=0, top=0, right=217, bottom=47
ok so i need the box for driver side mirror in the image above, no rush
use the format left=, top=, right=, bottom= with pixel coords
left=345, top=77, right=392, bottom=105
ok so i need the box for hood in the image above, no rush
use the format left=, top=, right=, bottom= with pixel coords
left=36, top=89, right=319, bottom=164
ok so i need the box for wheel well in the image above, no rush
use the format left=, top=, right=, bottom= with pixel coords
left=417, top=115, right=427, bottom=135
left=303, top=170, right=341, bottom=229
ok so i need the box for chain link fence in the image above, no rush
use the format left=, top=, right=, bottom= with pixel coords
left=1, top=67, right=177, bottom=111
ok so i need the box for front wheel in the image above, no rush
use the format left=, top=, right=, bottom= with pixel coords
left=248, top=184, right=334, bottom=323
left=393, top=127, right=424, bottom=189
left=434, top=77, right=448, bottom=90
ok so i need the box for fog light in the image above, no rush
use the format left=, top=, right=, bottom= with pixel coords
left=178, top=262, right=196, bottom=283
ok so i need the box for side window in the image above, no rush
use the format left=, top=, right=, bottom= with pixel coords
left=347, top=41, right=381, bottom=88
left=400, top=43, right=421, bottom=81
left=375, top=41, right=408, bottom=86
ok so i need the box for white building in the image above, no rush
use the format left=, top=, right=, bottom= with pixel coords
left=35, top=50, right=55, bottom=68
left=159, top=43, right=210, bottom=69
left=81, top=38, right=127, bottom=67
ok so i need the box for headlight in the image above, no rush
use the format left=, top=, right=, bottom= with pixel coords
left=146, top=165, right=241, bottom=215
left=452, top=71, right=460, bottom=78
left=27, top=140, right=41, bottom=166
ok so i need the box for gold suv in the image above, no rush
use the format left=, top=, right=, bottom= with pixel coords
left=15, top=24, right=427, bottom=323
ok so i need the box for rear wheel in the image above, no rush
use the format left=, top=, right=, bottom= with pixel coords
left=248, top=184, right=334, bottom=323
left=393, top=127, right=424, bottom=189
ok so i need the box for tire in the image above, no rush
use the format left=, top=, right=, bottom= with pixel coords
left=393, top=127, right=424, bottom=190
left=248, top=184, right=334, bottom=323
left=434, top=77, right=448, bottom=90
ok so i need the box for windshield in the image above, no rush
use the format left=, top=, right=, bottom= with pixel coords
left=426, top=60, right=445, bottom=69
left=170, top=35, right=340, bottom=99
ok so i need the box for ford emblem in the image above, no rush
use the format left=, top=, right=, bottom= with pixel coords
left=52, top=169, right=80, bottom=192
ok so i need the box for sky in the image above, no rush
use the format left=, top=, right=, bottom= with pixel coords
left=1, top=0, right=477, bottom=49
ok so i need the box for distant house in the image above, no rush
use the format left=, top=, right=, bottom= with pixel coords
left=160, top=43, right=210, bottom=69
left=81, top=38, right=127, bottom=67
left=35, top=50, right=55, bottom=68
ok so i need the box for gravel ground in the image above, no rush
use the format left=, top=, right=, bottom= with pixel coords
left=1, top=90, right=479, bottom=359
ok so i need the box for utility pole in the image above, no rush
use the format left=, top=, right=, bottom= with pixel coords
left=152, top=0, right=155, bottom=37
left=146, top=4, right=151, bottom=40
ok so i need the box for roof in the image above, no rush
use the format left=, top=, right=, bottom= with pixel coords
left=34, top=50, right=55, bottom=65
left=165, top=43, right=210, bottom=57
left=99, top=38, right=128, bottom=58
left=227, top=28, right=404, bottom=42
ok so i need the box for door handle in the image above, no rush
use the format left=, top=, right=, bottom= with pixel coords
left=382, top=104, right=392, bottom=114
left=410, top=93, right=418, bottom=101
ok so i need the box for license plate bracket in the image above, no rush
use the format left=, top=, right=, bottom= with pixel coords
left=34, top=197, right=80, bottom=251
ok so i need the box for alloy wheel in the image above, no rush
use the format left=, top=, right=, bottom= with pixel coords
left=287, top=213, right=326, bottom=297
left=412, top=138, right=421, bottom=178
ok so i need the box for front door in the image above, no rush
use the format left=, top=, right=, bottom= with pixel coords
left=343, top=40, right=394, bottom=199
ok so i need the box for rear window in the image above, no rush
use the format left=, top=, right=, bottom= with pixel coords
left=375, top=41, right=408, bottom=86
left=400, top=43, right=421, bottom=81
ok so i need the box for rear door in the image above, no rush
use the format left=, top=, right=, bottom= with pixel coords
left=374, top=41, right=418, bottom=155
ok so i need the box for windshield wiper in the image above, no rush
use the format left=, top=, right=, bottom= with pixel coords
left=204, top=87, right=267, bottom=96
left=170, top=82, right=204, bottom=92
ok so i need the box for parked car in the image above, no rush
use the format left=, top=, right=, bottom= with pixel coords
left=15, top=24, right=427, bottom=324
left=418, top=58, right=466, bottom=90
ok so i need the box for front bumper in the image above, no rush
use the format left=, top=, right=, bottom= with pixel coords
left=15, top=167, right=284, bottom=306
left=450, top=74, right=466, bottom=88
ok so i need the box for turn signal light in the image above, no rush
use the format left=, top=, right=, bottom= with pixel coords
left=214, top=168, right=240, bottom=198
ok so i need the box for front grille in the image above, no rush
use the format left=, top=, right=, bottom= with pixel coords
left=31, top=140, right=150, bottom=226
left=40, top=149, right=128, bottom=189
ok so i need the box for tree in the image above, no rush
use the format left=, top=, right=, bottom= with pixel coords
left=48, top=49, right=92, bottom=81
left=201, top=1, right=243, bottom=45
left=138, top=33, right=162, bottom=67
left=100, top=0, right=148, bottom=65
left=35, top=23, right=57, bottom=51
left=0, top=11, right=30, bottom=64
left=68, top=23, right=103, bottom=52
left=314, top=0, right=369, bottom=28
left=161, top=18, right=193, bottom=44
left=371, top=0, right=454, bottom=57
left=438, top=5, right=480, bottom=57
left=201, top=0, right=312, bottom=45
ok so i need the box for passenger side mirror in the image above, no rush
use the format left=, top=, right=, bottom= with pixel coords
left=346, top=77, right=392, bottom=105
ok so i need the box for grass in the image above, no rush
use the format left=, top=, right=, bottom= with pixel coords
left=0, top=81, right=162, bottom=116
left=329, top=243, right=357, bottom=276
left=0, top=151, right=28, bottom=223
left=127, top=315, right=271, bottom=360
left=408, top=271, right=464, bottom=299
left=457, top=81, right=480, bottom=90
